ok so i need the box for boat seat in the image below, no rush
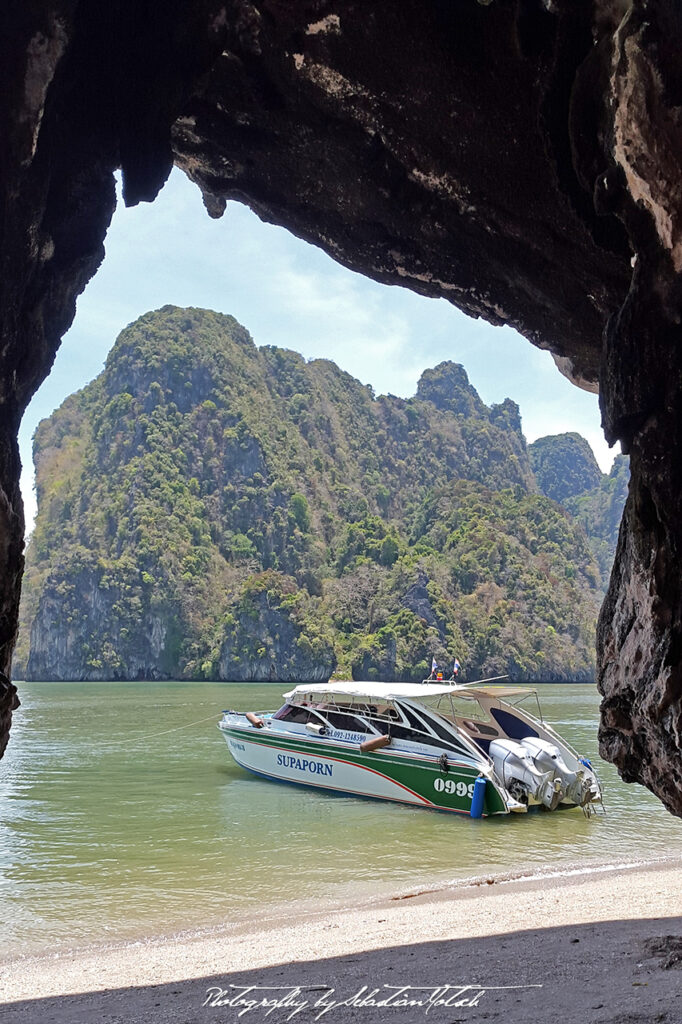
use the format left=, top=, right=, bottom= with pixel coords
left=490, top=707, right=539, bottom=740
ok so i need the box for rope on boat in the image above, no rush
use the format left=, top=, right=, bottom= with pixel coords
left=116, top=713, right=220, bottom=745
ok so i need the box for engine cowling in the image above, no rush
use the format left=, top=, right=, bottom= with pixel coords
left=489, top=738, right=562, bottom=810
left=520, top=737, right=599, bottom=807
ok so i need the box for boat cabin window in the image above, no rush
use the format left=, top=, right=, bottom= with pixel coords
left=319, top=701, right=406, bottom=735
left=272, top=703, right=296, bottom=721
left=401, top=705, right=430, bottom=731
left=383, top=719, right=464, bottom=753
left=272, top=703, right=328, bottom=727
left=416, top=709, right=467, bottom=746
left=358, top=704, right=468, bottom=755
left=277, top=695, right=473, bottom=755
left=323, top=710, right=371, bottom=733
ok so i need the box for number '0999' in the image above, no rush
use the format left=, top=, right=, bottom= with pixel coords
left=433, top=778, right=475, bottom=798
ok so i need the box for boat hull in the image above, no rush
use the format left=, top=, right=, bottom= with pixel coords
left=220, top=724, right=508, bottom=816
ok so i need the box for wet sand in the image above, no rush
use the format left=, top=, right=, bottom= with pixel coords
left=1, top=859, right=681, bottom=1023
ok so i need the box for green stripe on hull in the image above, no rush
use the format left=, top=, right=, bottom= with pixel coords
left=220, top=726, right=507, bottom=816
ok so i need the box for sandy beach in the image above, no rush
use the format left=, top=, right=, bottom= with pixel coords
left=1, top=859, right=681, bottom=1023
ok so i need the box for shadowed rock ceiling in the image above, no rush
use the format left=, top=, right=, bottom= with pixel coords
left=1, top=0, right=681, bottom=814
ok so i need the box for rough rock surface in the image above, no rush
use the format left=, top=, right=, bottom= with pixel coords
left=218, top=587, right=336, bottom=682
left=26, top=568, right=172, bottom=681
left=1, top=2, right=682, bottom=813
left=529, top=433, right=604, bottom=504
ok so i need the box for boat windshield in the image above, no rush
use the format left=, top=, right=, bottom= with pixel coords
left=271, top=703, right=335, bottom=728
left=420, top=692, right=491, bottom=722
left=274, top=696, right=475, bottom=756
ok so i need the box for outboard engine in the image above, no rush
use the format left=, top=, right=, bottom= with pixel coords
left=489, top=739, right=562, bottom=810
left=520, top=737, right=599, bottom=807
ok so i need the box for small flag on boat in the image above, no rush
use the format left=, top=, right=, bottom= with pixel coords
left=453, top=658, right=461, bottom=677
left=431, top=656, right=438, bottom=674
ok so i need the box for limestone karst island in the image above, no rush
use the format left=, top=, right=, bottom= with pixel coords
left=16, top=306, right=628, bottom=685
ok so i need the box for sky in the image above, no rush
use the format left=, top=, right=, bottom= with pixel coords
left=18, top=168, right=617, bottom=531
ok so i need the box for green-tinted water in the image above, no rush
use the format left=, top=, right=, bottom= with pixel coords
left=1, top=681, right=680, bottom=957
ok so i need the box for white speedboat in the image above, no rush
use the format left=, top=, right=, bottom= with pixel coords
left=218, top=680, right=602, bottom=817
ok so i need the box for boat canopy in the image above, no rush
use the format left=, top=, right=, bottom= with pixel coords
left=461, top=685, right=536, bottom=698
left=283, top=681, right=538, bottom=704
left=284, top=681, right=469, bottom=701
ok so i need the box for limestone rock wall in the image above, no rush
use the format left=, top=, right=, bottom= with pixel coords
left=25, top=568, right=172, bottom=681
left=218, top=591, right=336, bottom=683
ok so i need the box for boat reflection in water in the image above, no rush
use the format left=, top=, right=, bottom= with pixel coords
left=219, top=679, right=603, bottom=818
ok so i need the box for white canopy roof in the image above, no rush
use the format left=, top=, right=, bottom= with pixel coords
left=283, top=681, right=465, bottom=701
left=282, top=680, right=536, bottom=702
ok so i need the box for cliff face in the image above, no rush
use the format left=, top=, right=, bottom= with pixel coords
left=530, top=435, right=630, bottom=590
left=529, top=434, right=604, bottom=505
left=16, top=306, right=604, bottom=685
left=26, top=561, right=173, bottom=682
left=2, top=3, right=682, bottom=812
left=218, top=574, right=335, bottom=683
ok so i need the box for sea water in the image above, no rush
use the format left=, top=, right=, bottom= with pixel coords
left=1, top=681, right=680, bottom=957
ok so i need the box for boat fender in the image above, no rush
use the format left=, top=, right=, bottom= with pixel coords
left=470, top=775, right=487, bottom=818
left=438, top=752, right=449, bottom=774
left=245, top=712, right=265, bottom=728
left=360, top=734, right=391, bottom=753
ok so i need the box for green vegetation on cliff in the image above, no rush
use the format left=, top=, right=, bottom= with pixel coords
left=529, top=433, right=629, bottom=589
left=16, top=307, right=614, bottom=682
